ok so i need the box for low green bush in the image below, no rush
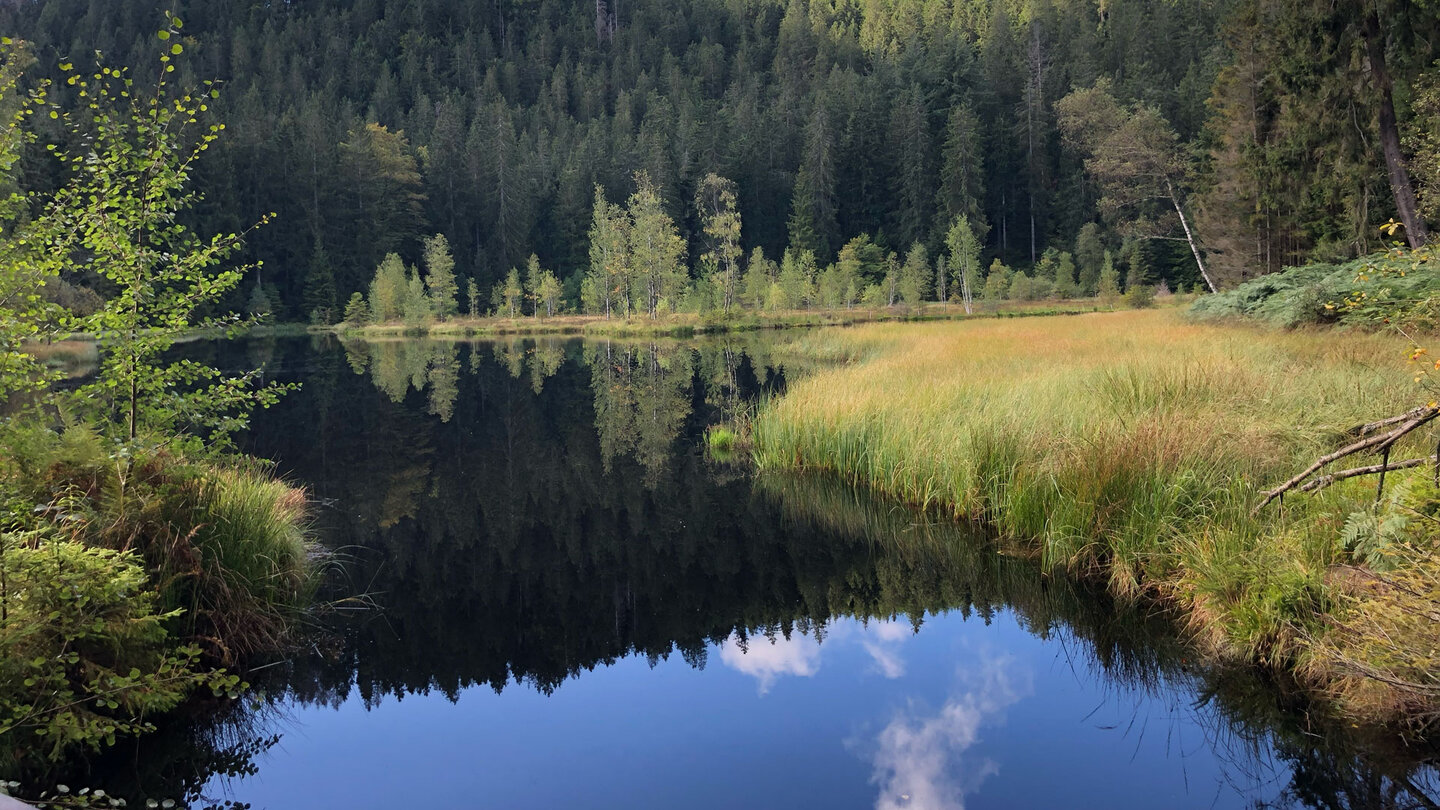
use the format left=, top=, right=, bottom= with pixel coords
left=1191, top=244, right=1440, bottom=330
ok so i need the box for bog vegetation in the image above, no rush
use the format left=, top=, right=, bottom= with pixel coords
left=752, top=308, right=1440, bottom=725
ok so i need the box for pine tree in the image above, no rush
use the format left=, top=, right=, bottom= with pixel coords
left=343, top=292, right=370, bottom=324
left=303, top=239, right=338, bottom=325
left=1123, top=242, right=1153, bottom=308
left=246, top=283, right=274, bottom=318
left=403, top=271, right=432, bottom=326
left=936, top=102, right=985, bottom=232
left=1053, top=251, right=1077, bottom=299
left=1074, top=223, right=1104, bottom=296
left=788, top=105, right=839, bottom=263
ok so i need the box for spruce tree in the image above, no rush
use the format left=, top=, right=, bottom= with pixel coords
left=304, top=240, right=338, bottom=324
left=343, top=292, right=370, bottom=324
left=403, top=271, right=432, bottom=326
left=1123, top=242, right=1153, bottom=308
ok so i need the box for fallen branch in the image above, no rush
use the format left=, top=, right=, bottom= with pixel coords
left=1297, top=455, right=1435, bottom=494
left=1254, top=405, right=1440, bottom=513
left=1348, top=405, right=1437, bottom=437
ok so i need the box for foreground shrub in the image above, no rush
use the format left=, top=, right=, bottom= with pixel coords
left=0, top=535, right=240, bottom=768
left=0, top=421, right=314, bottom=762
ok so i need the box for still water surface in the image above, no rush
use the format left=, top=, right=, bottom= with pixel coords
left=71, top=335, right=1440, bottom=808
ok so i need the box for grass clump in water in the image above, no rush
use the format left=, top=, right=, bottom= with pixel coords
left=0, top=421, right=318, bottom=765
left=752, top=308, right=1439, bottom=726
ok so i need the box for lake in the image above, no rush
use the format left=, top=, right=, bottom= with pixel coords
left=48, top=334, right=1440, bottom=809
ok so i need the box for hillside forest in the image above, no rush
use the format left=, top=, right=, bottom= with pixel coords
left=2, top=0, right=1437, bottom=321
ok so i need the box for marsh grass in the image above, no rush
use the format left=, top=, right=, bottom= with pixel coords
left=753, top=309, right=1437, bottom=723
left=1, top=423, right=318, bottom=664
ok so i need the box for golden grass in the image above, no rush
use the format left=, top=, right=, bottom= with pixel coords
left=753, top=309, right=1439, bottom=725
left=334, top=299, right=1114, bottom=339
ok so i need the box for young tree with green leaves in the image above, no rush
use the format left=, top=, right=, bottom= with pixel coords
left=627, top=172, right=685, bottom=317
left=898, top=243, right=931, bottom=307
left=586, top=186, right=630, bottom=318
left=59, top=18, right=290, bottom=441
left=494, top=266, right=524, bottom=317
left=983, top=259, right=1011, bottom=301
left=741, top=247, right=776, bottom=310
left=465, top=276, right=481, bottom=317
left=536, top=268, right=563, bottom=317
left=777, top=248, right=816, bottom=309
left=423, top=233, right=458, bottom=319
left=695, top=173, right=743, bottom=314
left=524, top=253, right=544, bottom=317
left=946, top=215, right=983, bottom=315
left=1097, top=250, right=1121, bottom=304
left=0, top=45, right=60, bottom=399
left=369, top=253, right=408, bottom=322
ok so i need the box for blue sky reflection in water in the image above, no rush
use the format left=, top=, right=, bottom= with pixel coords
left=217, top=611, right=1287, bottom=810
left=159, top=335, right=1437, bottom=810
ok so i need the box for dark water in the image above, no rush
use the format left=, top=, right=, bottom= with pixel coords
left=40, top=336, right=1440, bottom=809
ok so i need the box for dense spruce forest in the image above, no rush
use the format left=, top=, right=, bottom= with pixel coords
left=1, top=0, right=1436, bottom=320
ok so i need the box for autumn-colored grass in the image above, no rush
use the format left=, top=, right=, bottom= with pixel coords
left=753, top=309, right=1439, bottom=725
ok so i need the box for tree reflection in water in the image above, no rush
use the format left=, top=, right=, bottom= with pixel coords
left=22, top=336, right=1438, bottom=810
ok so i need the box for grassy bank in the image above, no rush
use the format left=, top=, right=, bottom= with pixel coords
left=330, top=299, right=1124, bottom=339
left=0, top=423, right=317, bottom=768
left=752, top=308, right=1440, bottom=726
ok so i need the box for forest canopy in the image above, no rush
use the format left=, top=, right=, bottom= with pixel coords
left=0, top=0, right=1435, bottom=319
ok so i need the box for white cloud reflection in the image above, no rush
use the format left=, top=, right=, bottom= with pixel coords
left=868, top=656, right=1027, bottom=810
left=860, top=620, right=913, bottom=679
left=718, top=632, right=822, bottom=695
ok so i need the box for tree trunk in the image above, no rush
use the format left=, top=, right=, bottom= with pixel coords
left=1166, top=181, right=1218, bottom=293
left=1363, top=11, right=1429, bottom=248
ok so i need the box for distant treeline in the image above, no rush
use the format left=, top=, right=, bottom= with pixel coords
left=2, top=0, right=1436, bottom=320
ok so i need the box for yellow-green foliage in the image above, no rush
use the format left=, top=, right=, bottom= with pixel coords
left=753, top=309, right=1437, bottom=721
